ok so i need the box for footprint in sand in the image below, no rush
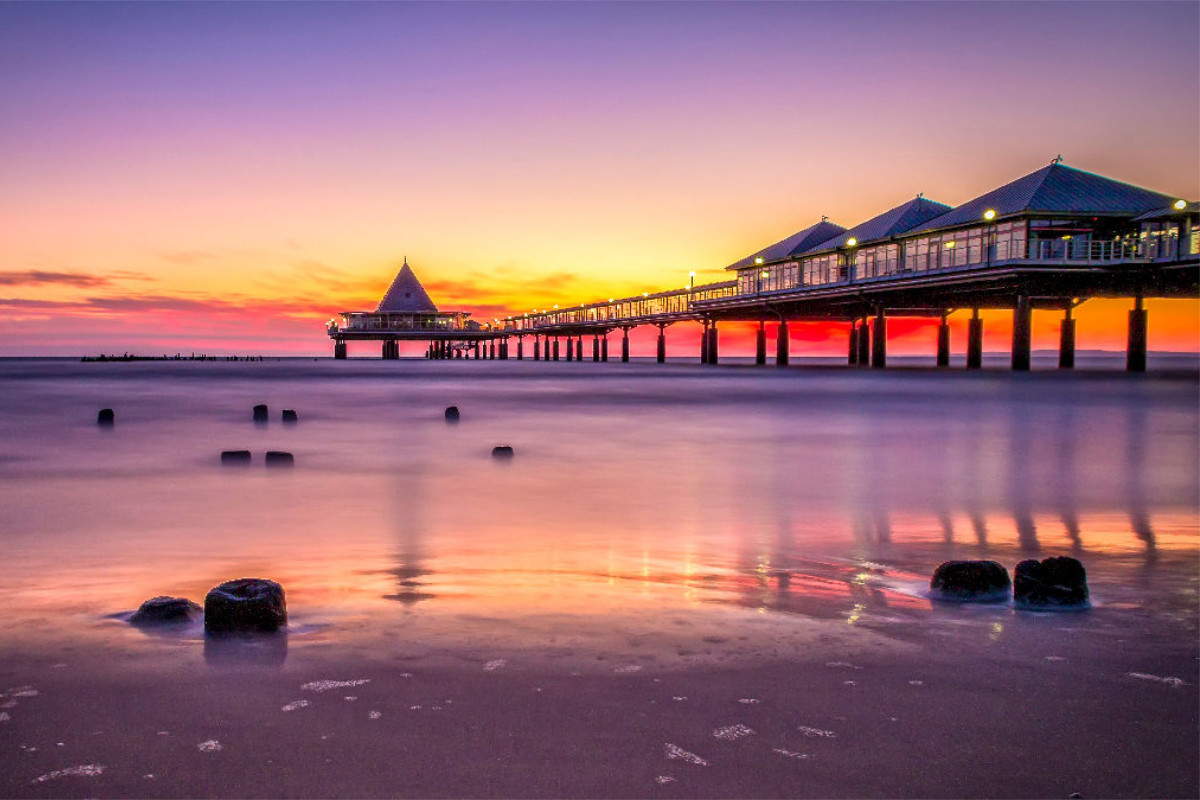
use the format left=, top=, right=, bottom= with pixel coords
left=197, top=740, right=222, bottom=752
left=664, top=743, right=708, bottom=766
left=32, top=765, right=105, bottom=783
left=281, top=700, right=310, bottom=712
left=797, top=726, right=837, bottom=738
left=712, top=724, right=754, bottom=741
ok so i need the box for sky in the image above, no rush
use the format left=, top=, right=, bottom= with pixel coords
left=1, top=1, right=1197, bottom=357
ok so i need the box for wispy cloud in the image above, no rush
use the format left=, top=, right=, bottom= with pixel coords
left=0, top=270, right=111, bottom=288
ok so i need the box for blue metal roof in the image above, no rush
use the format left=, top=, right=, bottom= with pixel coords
left=725, top=219, right=846, bottom=270
left=908, top=163, right=1178, bottom=234
left=810, top=196, right=952, bottom=252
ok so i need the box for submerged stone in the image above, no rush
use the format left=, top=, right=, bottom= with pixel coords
left=252, top=404, right=269, bottom=423
left=130, top=596, right=202, bottom=627
left=930, top=560, right=1011, bottom=602
left=1014, top=556, right=1089, bottom=608
left=97, top=408, right=114, bottom=426
left=204, top=578, right=287, bottom=633
left=444, top=406, right=460, bottom=423
left=220, top=450, right=252, bottom=465
left=281, top=409, right=298, bottom=424
left=265, top=451, right=294, bottom=467
left=491, top=445, right=514, bottom=458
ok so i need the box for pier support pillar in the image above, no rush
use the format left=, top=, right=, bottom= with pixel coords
left=967, top=311, right=983, bottom=369
left=1127, top=296, right=1147, bottom=373
left=756, top=322, right=767, bottom=366
left=621, top=328, right=630, bottom=363
left=656, top=326, right=666, bottom=364
left=1059, top=308, right=1075, bottom=370
left=848, top=322, right=859, bottom=366
left=474, top=342, right=481, bottom=359
left=871, top=310, right=887, bottom=369
left=937, top=318, right=951, bottom=367
left=576, top=336, right=584, bottom=362
left=533, top=336, right=541, bottom=361
left=700, top=321, right=710, bottom=364
left=707, top=323, right=719, bottom=365
left=776, top=320, right=789, bottom=367
left=1012, top=295, right=1032, bottom=371
left=857, top=317, right=870, bottom=366
left=501, top=339, right=509, bottom=360
left=553, top=338, right=560, bottom=361
left=517, top=337, right=524, bottom=360
left=592, top=336, right=600, bottom=362
left=601, top=335, right=609, bottom=362
left=334, top=340, right=347, bottom=360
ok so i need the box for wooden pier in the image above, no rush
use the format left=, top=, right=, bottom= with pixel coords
left=329, top=163, right=1198, bottom=371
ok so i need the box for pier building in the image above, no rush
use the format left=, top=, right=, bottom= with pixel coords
left=327, top=162, right=1197, bottom=369
left=327, top=259, right=498, bottom=360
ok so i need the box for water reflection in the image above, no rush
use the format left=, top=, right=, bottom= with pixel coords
left=203, top=632, right=288, bottom=668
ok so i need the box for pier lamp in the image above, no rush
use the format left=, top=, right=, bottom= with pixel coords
left=983, top=209, right=996, bottom=221
left=754, top=257, right=764, bottom=265
left=689, top=270, right=696, bottom=290
left=846, top=237, right=858, bottom=247
left=608, top=298, right=614, bottom=303
left=1174, top=199, right=1188, bottom=210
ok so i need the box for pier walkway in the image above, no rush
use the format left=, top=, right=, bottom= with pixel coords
left=329, top=163, right=1198, bottom=371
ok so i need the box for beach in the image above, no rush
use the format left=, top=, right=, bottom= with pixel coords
left=0, top=358, right=1197, bottom=798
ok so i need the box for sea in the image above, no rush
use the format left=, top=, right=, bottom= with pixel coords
left=0, top=355, right=1197, bottom=797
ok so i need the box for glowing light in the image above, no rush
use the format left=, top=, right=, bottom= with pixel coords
left=760, top=270, right=769, bottom=278
left=1175, top=199, right=1188, bottom=210
left=553, top=304, right=558, bottom=309
left=643, top=292, right=648, bottom=297
left=945, top=241, right=955, bottom=248
left=846, top=237, right=857, bottom=246
left=754, top=257, right=764, bottom=265
left=689, top=271, right=696, bottom=277
left=608, top=298, right=614, bottom=303
left=983, top=209, right=996, bottom=220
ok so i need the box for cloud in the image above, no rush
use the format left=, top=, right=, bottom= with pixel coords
left=0, top=270, right=112, bottom=288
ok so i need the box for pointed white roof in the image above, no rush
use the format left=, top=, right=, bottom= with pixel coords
left=376, top=258, right=438, bottom=313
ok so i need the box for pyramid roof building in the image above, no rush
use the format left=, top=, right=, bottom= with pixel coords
left=376, top=258, right=438, bottom=313
left=814, top=196, right=952, bottom=251
left=908, top=163, right=1177, bottom=234
left=726, top=219, right=847, bottom=270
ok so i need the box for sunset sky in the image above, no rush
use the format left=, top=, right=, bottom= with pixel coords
left=2, top=1, right=1197, bottom=357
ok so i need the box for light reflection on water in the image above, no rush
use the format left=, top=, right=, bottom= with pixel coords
left=0, top=359, right=1196, bottom=664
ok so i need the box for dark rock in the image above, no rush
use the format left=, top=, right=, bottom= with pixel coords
left=130, top=596, right=202, bottom=627
left=1014, top=556, right=1089, bottom=608
left=930, top=560, right=1011, bottom=602
left=491, top=445, right=515, bottom=458
left=281, top=409, right=298, bottom=424
left=252, top=404, right=269, bottom=423
left=265, top=451, right=294, bottom=467
left=204, top=578, right=287, bottom=633
left=444, top=406, right=460, bottom=423
left=220, top=450, right=252, bottom=465
left=97, top=408, right=114, bottom=426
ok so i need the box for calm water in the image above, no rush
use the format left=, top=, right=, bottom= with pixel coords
left=1, top=357, right=1197, bottom=667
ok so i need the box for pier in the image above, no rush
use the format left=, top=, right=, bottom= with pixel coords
left=329, top=163, right=1198, bottom=371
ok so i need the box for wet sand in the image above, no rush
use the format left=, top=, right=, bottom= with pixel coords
left=1, top=359, right=1197, bottom=797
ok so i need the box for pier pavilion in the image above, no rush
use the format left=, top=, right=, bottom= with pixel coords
left=499, top=162, right=1197, bottom=371
left=327, top=259, right=503, bottom=360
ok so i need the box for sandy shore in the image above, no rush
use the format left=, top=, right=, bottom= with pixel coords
left=2, top=615, right=1196, bottom=799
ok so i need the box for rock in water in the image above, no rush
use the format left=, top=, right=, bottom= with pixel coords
left=930, top=560, right=1011, bottom=602
left=204, top=579, right=286, bottom=633
left=220, top=450, right=252, bottom=465
left=1014, top=556, right=1089, bottom=608
left=492, top=445, right=514, bottom=458
left=265, top=451, right=294, bottom=467
left=97, top=408, right=115, bottom=426
left=281, top=409, right=298, bottom=424
left=131, top=596, right=202, bottom=627
left=252, top=404, right=269, bottom=423
left=444, top=406, right=460, bottom=423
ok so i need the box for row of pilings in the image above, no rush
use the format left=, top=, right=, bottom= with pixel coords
left=335, top=296, right=1153, bottom=372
